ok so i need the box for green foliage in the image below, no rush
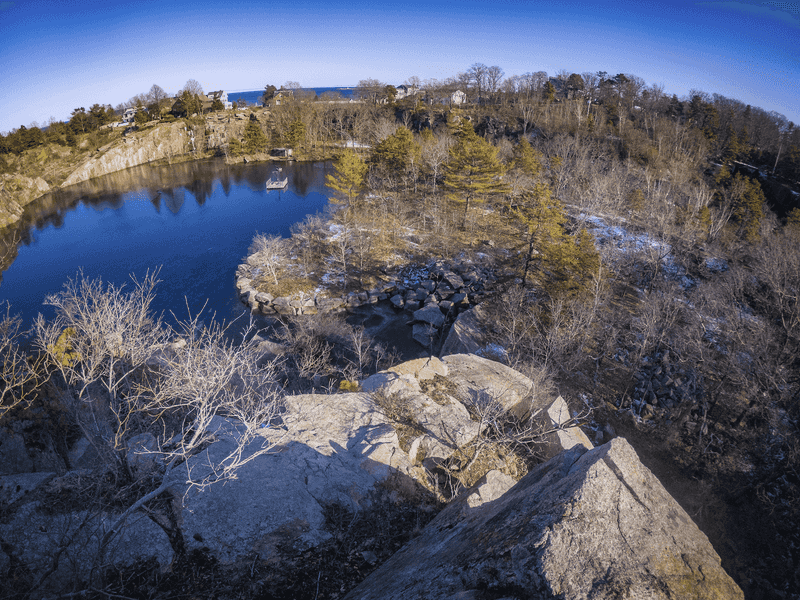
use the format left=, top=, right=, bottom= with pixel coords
left=326, top=150, right=368, bottom=206
left=262, top=84, right=277, bottom=105
left=65, top=128, right=77, bottom=148
left=787, top=208, right=800, bottom=233
left=542, top=81, right=556, bottom=102
left=370, top=126, right=417, bottom=177
left=514, top=182, right=600, bottom=296
left=133, top=109, right=149, bottom=126
left=715, top=166, right=766, bottom=242
left=510, top=137, right=542, bottom=179
left=627, top=188, right=645, bottom=212
left=210, top=99, right=225, bottom=112
left=338, top=380, right=360, bottom=392
left=731, top=174, right=766, bottom=242
left=228, top=136, right=242, bottom=156
left=243, top=117, right=268, bottom=154
left=443, top=122, right=508, bottom=228
left=172, top=91, right=202, bottom=118
left=383, top=85, right=398, bottom=104
left=284, top=117, right=306, bottom=149
left=51, top=327, right=79, bottom=367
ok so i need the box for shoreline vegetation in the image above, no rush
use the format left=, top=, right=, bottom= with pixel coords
left=2, top=71, right=800, bottom=597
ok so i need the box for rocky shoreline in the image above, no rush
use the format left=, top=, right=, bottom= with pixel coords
left=236, top=258, right=499, bottom=349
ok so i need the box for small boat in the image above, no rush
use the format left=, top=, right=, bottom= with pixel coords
left=266, top=168, right=288, bottom=190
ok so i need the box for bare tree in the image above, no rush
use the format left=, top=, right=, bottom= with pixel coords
left=182, top=78, right=204, bottom=96
left=35, top=270, right=171, bottom=464
left=486, top=65, right=505, bottom=102
left=421, top=130, right=454, bottom=192
left=0, top=302, right=44, bottom=419
left=249, top=233, right=288, bottom=285
left=32, top=271, right=286, bottom=588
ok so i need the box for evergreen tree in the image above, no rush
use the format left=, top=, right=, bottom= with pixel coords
left=542, top=81, right=556, bottom=102
left=369, top=126, right=418, bottom=182
left=325, top=150, right=368, bottom=207
left=284, top=117, right=306, bottom=149
left=510, top=137, right=543, bottom=180
left=515, top=182, right=565, bottom=287
left=731, top=174, right=766, bottom=242
left=133, top=109, right=149, bottom=126
left=514, top=182, right=600, bottom=296
left=243, top=116, right=268, bottom=154
left=443, top=122, right=508, bottom=228
left=715, top=166, right=766, bottom=242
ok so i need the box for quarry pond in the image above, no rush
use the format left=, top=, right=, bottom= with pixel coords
left=0, top=158, right=333, bottom=330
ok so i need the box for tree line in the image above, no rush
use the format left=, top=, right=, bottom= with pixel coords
left=0, top=79, right=224, bottom=155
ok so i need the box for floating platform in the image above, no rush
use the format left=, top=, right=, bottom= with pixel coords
left=266, top=168, right=288, bottom=189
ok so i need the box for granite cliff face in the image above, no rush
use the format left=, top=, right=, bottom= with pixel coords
left=345, top=437, right=743, bottom=600
left=0, top=355, right=742, bottom=598
left=61, top=122, right=193, bottom=187
left=0, top=174, right=51, bottom=228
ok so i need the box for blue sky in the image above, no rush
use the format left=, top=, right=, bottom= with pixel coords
left=1, top=0, right=797, bottom=134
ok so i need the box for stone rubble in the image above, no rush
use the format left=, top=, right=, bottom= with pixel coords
left=236, top=258, right=498, bottom=349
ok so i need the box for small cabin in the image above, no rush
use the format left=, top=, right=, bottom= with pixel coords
left=271, top=147, right=293, bottom=158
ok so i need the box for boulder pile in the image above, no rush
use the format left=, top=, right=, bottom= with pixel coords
left=236, top=258, right=497, bottom=349
left=623, top=349, right=701, bottom=422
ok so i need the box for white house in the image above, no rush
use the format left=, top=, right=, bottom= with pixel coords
left=395, top=85, right=419, bottom=100
left=208, top=90, right=233, bottom=110
left=122, top=107, right=138, bottom=123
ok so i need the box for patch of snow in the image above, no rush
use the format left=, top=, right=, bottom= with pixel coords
left=705, top=257, right=729, bottom=273
left=343, top=141, right=371, bottom=149
left=476, top=344, right=508, bottom=361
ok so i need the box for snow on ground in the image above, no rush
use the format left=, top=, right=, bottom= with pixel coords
left=582, top=214, right=693, bottom=286
left=583, top=214, right=669, bottom=256
left=476, top=343, right=508, bottom=361
left=704, top=257, right=729, bottom=273
left=342, top=141, right=371, bottom=149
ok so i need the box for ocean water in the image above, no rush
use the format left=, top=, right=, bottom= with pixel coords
left=226, top=87, right=356, bottom=107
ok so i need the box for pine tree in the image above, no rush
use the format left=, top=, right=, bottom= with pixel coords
left=510, top=137, right=543, bottom=180
left=514, top=182, right=600, bottom=296
left=731, top=174, right=765, bottom=242
left=369, top=126, right=417, bottom=178
left=243, top=117, right=268, bottom=154
left=325, top=150, right=368, bottom=207
left=443, top=122, right=508, bottom=228
left=284, top=117, right=306, bottom=150
left=542, top=81, right=556, bottom=103
left=515, top=182, right=564, bottom=288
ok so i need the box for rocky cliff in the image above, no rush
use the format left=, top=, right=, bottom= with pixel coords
left=0, top=355, right=742, bottom=598
left=345, top=437, right=743, bottom=600
left=0, top=174, right=51, bottom=228
left=61, top=122, right=193, bottom=187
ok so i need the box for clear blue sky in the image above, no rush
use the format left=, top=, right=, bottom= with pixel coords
left=1, top=0, right=797, bottom=133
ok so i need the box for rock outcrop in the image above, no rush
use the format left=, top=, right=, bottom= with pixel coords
left=61, top=122, right=192, bottom=187
left=0, top=472, right=173, bottom=594
left=0, top=174, right=51, bottom=228
left=344, top=437, right=743, bottom=600
left=0, top=355, right=742, bottom=599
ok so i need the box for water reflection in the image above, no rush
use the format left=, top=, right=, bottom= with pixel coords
left=0, top=158, right=332, bottom=329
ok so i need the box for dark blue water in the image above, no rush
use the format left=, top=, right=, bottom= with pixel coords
left=227, top=87, right=356, bottom=107
left=0, top=159, right=332, bottom=331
